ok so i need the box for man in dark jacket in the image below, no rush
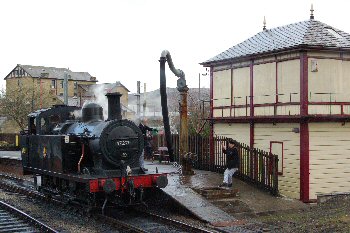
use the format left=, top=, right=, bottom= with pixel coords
left=138, top=119, right=153, bottom=172
left=219, top=138, right=239, bottom=188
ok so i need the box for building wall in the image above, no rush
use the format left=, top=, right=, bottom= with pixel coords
left=309, top=122, right=350, bottom=199
left=213, top=69, right=231, bottom=117
left=232, top=67, right=250, bottom=117
left=6, top=76, right=35, bottom=91
left=253, top=62, right=276, bottom=105
left=6, top=77, right=96, bottom=112
left=6, top=77, right=59, bottom=107
left=54, top=80, right=95, bottom=97
left=254, top=123, right=300, bottom=199
left=213, top=69, right=231, bottom=107
left=308, top=58, right=350, bottom=114
left=114, top=86, right=129, bottom=106
left=213, top=123, right=250, bottom=145
left=6, top=77, right=95, bottom=98
left=277, top=59, right=300, bottom=102
left=213, top=123, right=250, bottom=166
left=211, top=55, right=301, bottom=118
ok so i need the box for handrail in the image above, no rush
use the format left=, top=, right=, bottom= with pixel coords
left=211, top=91, right=350, bottom=117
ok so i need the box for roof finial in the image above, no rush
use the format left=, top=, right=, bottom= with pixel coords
left=263, top=16, right=266, bottom=30
left=310, top=3, right=314, bottom=20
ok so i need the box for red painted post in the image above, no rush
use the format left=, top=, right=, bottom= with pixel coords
left=209, top=66, right=215, bottom=170
left=250, top=60, right=255, bottom=149
left=300, top=51, right=310, bottom=202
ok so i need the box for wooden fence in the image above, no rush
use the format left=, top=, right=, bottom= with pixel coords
left=0, top=134, right=17, bottom=144
left=152, top=134, right=279, bottom=195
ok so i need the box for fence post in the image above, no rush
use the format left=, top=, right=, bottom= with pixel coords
left=272, top=155, right=279, bottom=195
left=197, top=134, right=202, bottom=169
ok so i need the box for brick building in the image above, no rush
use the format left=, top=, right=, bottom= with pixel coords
left=4, top=64, right=97, bottom=101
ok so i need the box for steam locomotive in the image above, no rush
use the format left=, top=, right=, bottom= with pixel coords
left=20, top=92, right=168, bottom=208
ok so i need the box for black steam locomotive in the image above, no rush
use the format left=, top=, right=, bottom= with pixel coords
left=20, top=92, right=167, bottom=208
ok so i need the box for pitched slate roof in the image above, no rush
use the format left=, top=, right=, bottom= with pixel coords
left=8, top=64, right=96, bottom=81
left=80, top=82, right=130, bottom=97
left=202, top=19, right=350, bottom=65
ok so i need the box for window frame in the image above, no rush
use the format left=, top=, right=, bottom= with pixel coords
left=270, top=141, right=284, bottom=175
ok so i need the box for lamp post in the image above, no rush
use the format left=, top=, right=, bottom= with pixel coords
left=198, top=68, right=209, bottom=101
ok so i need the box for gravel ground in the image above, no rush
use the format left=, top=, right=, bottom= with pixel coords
left=0, top=160, right=212, bottom=232
left=242, top=198, right=350, bottom=232
left=208, top=193, right=350, bottom=232
left=0, top=189, right=120, bottom=232
left=0, top=187, right=214, bottom=232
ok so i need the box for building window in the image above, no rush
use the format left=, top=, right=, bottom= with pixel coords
left=51, top=80, right=56, bottom=89
left=74, top=81, right=78, bottom=89
left=270, top=141, right=283, bottom=175
left=61, top=81, right=64, bottom=88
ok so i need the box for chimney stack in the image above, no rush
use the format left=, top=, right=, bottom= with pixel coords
left=106, top=92, right=122, bottom=121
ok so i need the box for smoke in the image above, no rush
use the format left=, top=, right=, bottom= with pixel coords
left=83, top=84, right=109, bottom=120
left=72, top=109, right=82, bottom=120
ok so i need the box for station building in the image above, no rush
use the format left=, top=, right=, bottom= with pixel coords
left=201, top=13, right=350, bottom=202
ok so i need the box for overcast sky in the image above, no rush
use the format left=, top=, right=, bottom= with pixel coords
left=0, top=0, right=349, bottom=93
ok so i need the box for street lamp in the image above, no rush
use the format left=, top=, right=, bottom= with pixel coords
left=198, top=68, right=209, bottom=101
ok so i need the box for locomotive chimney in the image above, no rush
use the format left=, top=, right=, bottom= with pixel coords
left=106, top=92, right=122, bottom=121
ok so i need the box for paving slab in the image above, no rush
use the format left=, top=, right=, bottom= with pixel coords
left=145, top=161, right=250, bottom=230
left=163, top=173, right=236, bottom=224
left=0, top=151, right=21, bottom=160
left=145, top=160, right=308, bottom=232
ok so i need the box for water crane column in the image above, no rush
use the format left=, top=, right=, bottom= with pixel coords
left=159, top=50, right=193, bottom=175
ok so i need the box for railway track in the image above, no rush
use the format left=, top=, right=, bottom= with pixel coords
left=105, top=208, right=216, bottom=233
left=0, top=199, right=58, bottom=233
left=0, top=173, right=218, bottom=233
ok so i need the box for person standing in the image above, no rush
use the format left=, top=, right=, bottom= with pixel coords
left=219, top=138, right=239, bottom=188
left=144, top=131, right=153, bottom=159
left=138, top=119, right=153, bottom=172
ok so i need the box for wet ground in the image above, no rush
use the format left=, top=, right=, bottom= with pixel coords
left=1, top=153, right=348, bottom=232
left=147, top=160, right=350, bottom=232
left=145, top=160, right=308, bottom=218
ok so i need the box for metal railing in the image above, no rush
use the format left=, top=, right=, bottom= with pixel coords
left=212, top=92, right=350, bottom=117
left=152, top=134, right=279, bottom=195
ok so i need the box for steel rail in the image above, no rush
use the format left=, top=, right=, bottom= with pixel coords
left=0, top=200, right=58, bottom=233
left=140, top=210, right=217, bottom=233
left=0, top=173, right=152, bottom=233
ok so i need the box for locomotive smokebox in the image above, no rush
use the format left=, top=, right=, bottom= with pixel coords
left=106, top=92, right=122, bottom=121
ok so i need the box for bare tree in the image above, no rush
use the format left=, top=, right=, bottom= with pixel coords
left=166, top=88, right=180, bottom=133
left=187, top=91, right=210, bottom=136
left=0, top=85, right=59, bottom=131
left=166, top=88, right=210, bottom=136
